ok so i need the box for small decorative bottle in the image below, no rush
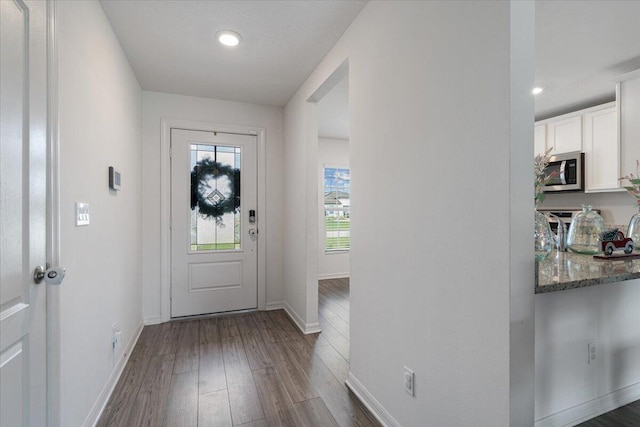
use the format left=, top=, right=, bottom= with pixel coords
left=567, top=204, right=605, bottom=254
left=628, top=208, right=640, bottom=252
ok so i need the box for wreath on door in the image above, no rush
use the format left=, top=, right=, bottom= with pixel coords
left=191, top=158, right=241, bottom=223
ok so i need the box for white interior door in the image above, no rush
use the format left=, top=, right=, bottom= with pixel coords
left=171, top=129, right=258, bottom=317
left=1, top=0, right=49, bottom=425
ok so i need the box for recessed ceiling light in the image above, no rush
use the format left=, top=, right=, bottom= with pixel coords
left=217, top=30, right=242, bottom=47
left=532, top=87, right=544, bottom=95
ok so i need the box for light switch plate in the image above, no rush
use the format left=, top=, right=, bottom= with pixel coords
left=76, top=202, right=90, bottom=226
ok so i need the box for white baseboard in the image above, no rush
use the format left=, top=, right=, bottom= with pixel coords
left=283, top=302, right=321, bottom=334
left=345, top=372, right=399, bottom=427
left=82, top=321, right=144, bottom=427
left=318, top=272, right=350, bottom=280
left=535, top=381, right=640, bottom=427
left=143, top=315, right=162, bottom=325
left=265, top=301, right=284, bottom=311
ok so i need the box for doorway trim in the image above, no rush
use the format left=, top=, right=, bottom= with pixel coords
left=160, top=118, right=267, bottom=322
left=302, top=59, right=349, bottom=330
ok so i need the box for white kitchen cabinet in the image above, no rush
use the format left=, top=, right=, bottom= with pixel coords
left=534, top=124, right=547, bottom=156
left=547, top=115, right=582, bottom=154
left=618, top=71, right=640, bottom=178
left=535, top=101, right=620, bottom=193
left=583, top=103, right=619, bottom=192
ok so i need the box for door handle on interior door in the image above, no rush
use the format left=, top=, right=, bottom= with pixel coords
left=248, top=229, right=257, bottom=237
left=33, top=266, right=66, bottom=285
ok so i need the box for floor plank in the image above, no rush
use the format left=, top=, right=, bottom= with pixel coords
left=198, top=390, right=233, bottom=427
left=284, top=339, right=374, bottom=427
left=234, top=420, right=269, bottom=427
left=320, top=312, right=350, bottom=339
left=155, top=322, right=181, bottom=355
left=127, top=354, right=175, bottom=427
left=219, top=315, right=241, bottom=338
left=198, top=318, right=227, bottom=394
left=252, top=366, right=300, bottom=426
left=164, top=371, right=198, bottom=427
left=578, top=400, right=640, bottom=426
left=97, top=277, right=381, bottom=427
left=174, top=320, right=200, bottom=374
left=222, top=334, right=265, bottom=425
left=265, top=340, right=319, bottom=403
left=314, top=343, right=351, bottom=387
left=318, top=316, right=350, bottom=361
left=235, top=315, right=274, bottom=371
left=293, top=397, right=340, bottom=427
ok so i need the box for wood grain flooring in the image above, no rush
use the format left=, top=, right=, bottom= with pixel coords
left=97, top=278, right=379, bottom=427
left=577, top=398, right=640, bottom=426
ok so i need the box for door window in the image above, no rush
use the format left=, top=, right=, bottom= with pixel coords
left=190, top=144, right=241, bottom=251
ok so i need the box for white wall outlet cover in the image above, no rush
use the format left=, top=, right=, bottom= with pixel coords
left=588, top=342, right=596, bottom=364
left=76, top=202, right=90, bottom=226
left=404, top=366, right=415, bottom=396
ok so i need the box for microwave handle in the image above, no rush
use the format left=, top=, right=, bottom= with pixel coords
left=559, top=160, right=567, bottom=185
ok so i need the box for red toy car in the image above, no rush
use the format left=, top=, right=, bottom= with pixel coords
left=600, top=229, right=634, bottom=255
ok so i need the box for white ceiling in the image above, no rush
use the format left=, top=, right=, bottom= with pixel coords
left=99, top=0, right=366, bottom=107
left=100, top=1, right=640, bottom=124
left=535, top=0, right=640, bottom=120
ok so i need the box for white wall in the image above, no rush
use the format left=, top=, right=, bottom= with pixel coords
left=542, top=191, right=639, bottom=229
left=318, top=138, right=350, bottom=279
left=284, top=1, right=534, bottom=425
left=141, top=91, right=284, bottom=322
left=535, top=279, right=640, bottom=424
left=57, top=1, right=142, bottom=426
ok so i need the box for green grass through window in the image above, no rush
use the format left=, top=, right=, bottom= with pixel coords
left=190, top=243, right=239, bottom=251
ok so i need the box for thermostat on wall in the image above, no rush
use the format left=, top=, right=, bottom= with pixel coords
left=109, top=166, right=121, bottom=191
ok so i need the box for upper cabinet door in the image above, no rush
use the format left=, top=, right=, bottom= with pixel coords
left=534, top=124, right=547, bottom=156
left=619, top=75, right=640, bottom=179
left=548, top=115, right=582, bottom=154
left=584, top=105, right=619, bottom=192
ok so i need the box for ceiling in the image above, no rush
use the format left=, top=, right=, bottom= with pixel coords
left=535, top=0, right=640, bottom=120
left=100, top=1, right=640, bottom=123
left=99, top=0, right=366, bottom=107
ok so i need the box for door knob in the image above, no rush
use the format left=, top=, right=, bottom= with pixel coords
left=34, top=266, right=66, bottom=285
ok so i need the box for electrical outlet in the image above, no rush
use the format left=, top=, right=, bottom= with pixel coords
left=588, top=342, right=596, bottom=364
left=404, top=366, right=415, bottom=396
left=112, top=322, right=121, bottom=350
left=113, top=331, right=122, bottom=350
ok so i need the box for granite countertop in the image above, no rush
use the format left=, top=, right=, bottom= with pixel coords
left=536, top=250, right=640, bottom=294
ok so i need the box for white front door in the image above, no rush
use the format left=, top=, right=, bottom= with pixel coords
left=0, top=0, right=49, bottom=425
left=171, top=129, right=258, bottom=317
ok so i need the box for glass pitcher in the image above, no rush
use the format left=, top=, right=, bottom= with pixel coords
left=567, top=204, right=605, bottom=254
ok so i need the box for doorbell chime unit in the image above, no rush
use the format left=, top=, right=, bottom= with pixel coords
left=109, top=166, right=121, bottom=191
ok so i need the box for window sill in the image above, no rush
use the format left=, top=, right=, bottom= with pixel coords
left=325, top=250, right=350, bottom=255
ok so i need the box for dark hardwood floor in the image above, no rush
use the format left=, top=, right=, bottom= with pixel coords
left=577, top=399, right=640, bottom=426
left=97, top=277, right=378, bottom=427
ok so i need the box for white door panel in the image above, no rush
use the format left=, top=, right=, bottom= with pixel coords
left=0, top=0, right=49, bottom=425
left=171, top=129, right=258, bottom=317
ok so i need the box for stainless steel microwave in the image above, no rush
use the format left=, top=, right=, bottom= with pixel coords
left=543, top=151, right=585, bottom=192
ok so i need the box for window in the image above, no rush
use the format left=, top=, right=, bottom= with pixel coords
left=324, top=167, right=350, bottom=251
left=190, top=144, right=242, bottom=251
